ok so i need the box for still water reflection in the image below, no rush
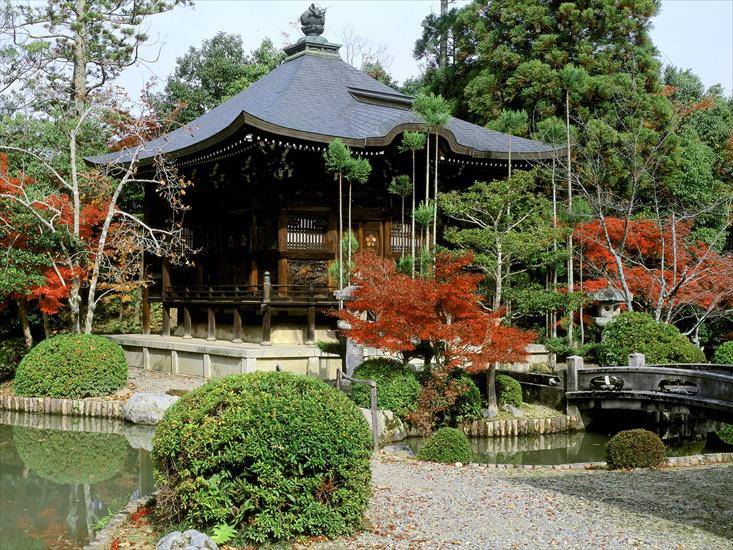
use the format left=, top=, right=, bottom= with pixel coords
left=0, top=412, right=154, bottom=550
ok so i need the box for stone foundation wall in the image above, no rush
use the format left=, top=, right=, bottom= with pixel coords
left=0, top=394, right=123, bottom=418
left=461, top=414, right=584, bottom=438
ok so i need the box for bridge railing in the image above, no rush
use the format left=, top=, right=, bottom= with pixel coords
left=565, top=353, right=733, bottom=418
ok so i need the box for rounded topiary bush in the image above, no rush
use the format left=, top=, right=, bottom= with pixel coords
left=713, top=341, right=733, bottom=365
left=598, top=312, right=705, bottom=366
left=449, top=372, right=482, bottom=423
left=0, top=338, right=26, bottom=381
left=14, top=427, right=127, bottom=484
left=152, top=371, right=372, bottom=544
left=417, top=427, right=473, bottom=464
left=606, top=429, right=667, bottom=469
left=351, top=358, right=420, bottom=417
left=496, top=374, right=522, bottom=408
left=14, top=334, right=127, bottom=398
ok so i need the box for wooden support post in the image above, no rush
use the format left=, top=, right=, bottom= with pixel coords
left=232, top=308, right=243, bottom=343
left=207, top=307, right=216, bottom=341
left=565, top=355, right=583, bottom=418
left=161, top=305, right=171, bottom=337
left=183, top=307, right=192, bottom=339
left=278, top=258, right=288, bottom=297
left=142, top=287, right=150, bottom=335
left=306, top=305, right=316, bottom=344
left=262, top=306, right=272, bottom=346
left=262, top=271, right=272, bottom=346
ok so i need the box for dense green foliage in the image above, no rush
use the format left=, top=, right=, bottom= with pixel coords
left=449, top=372, right=483, bottom=424
left=496, top=374, right=523, bottom=408
left=152, top=372, right=372, bottom=544
left=598, top=312, right=705, bottom=366
left=0, top=338, right=26, bottom=381
left=713, top=342, right=733, bottom=365
left=606, top=429, right=667, bottom=469
left=417, top=427, right=473, bottom=464
left=718, top=424, right=733, bottom=446
left=14, top=334, right=127, bottom=398
left=157, top=33, right=284, bottom=124
left=351, top=358, right=421, bottom=417
left=14, top=427, right=126, bottom=484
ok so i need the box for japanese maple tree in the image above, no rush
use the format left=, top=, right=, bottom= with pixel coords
left=337, top=251, right=534, bottom=430
left=576, top=216, right=733, bottom=344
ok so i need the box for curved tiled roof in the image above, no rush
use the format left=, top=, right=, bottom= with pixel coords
left=88, top=43, right=559, bottom=165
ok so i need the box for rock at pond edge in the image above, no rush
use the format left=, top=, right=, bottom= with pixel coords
left=123, top=392, right=179, bottom=425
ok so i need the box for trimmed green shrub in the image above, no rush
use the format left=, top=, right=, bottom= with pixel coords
left=152, top=372, right=372, bottom=544
left=449, top=372, right=482, bottom=423
left=417, top=427, right=473, bottom=464
left=14, top=334, right=127, bottom=398
left=496, top=374, right=523, bottom=408
left=14, top=427, right=126, bottom=484
left=713, top=341, right=733, bottom=365
left=606, top=429, right=667, bottom=469
left=351, top=358, right=420, bottom=417
left=0, top=338, right=26, bottom=381
left=598, top=312, right=705, bottom=366
left=718, top=424, right=733, bottom=446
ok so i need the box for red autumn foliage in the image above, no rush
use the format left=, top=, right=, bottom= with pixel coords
left=0, top=153, right=109, bottom=314
left=337, top=252, right=535, bottom=430
left=338, top=251, right=534, bottom=372
left=575, top=217, right=733, bottom=321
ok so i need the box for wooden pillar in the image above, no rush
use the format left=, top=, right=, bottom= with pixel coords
left=182, top=307, right=192, bottom=339
left=161, top=305, right=170, bottom=337
left=207, top=307, right=216, bottom=341
left=232, top=308, right=243, bottom=343
left=306, top=305, right=316, bottom=344
left=278, top=258, right=288, bottom=296
left=161, top=260, right=171, bottom=299
left=142, top=287, right=150, bottom=336
left=249, top=258, right=259, bottom=286
left=384, top=218, right=392, bottom=258
left=262, top=271, right=271, bottom=346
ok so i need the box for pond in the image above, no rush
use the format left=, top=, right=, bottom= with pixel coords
left=0, top=411, right=155, bottom=549
left=400, top=429, right=731, bottom=466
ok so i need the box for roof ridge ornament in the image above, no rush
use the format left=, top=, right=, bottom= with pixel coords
left=300, top=4, right=326, bottom=37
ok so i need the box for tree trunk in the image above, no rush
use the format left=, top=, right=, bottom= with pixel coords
left=411, top=150, right=417, bottom=278
left=433, top=130, right=439, bottom=256
left=485, top=364, right=498, bottom=415
left=508, top=135, right=512, bottom=179
left=566, top=89, right=574, bottom=345
left=42, top=311, right=50, bottom=340
left=17, top=299, right=33, bottom=350
left=424, top=133, right=431, bottom=248
left=338, top=173, right=343, bottom=298
left=494, top=241, right=503, bottom=309
left=72, top=0, right=88, bottom=114
left=438, top=0, right=448, bottom=71
left=348, top=181, right=352, bottom=284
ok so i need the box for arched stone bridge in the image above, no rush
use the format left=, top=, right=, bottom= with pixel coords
left=565, top=354, right=733, bottom=423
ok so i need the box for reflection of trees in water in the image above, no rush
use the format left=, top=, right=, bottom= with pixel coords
left=1, top=423, right=153, bottom=548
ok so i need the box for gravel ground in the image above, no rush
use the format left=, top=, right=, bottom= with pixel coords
left=308, top=456, right=733, bottom=550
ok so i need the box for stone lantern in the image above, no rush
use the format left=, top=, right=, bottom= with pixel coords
left=590, top=286, right=629, bottom=327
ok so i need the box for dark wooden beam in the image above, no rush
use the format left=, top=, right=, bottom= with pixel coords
left=183, top=306, right=192, bottom=339
left=207, top=307, right=216, bottom=341
left=232, top=308, right=243, bottom=343
left=306, top=305, right=316, bottom=344
left=161, top=305, right=170, bottom=337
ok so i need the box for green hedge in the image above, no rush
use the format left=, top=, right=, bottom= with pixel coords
left=417, top=427, right=473, bottom=464
left=496, top=374, right=522, bottom=408
left=598, top=312, right=705, bottom=366
left=713, top=341, right=733, bottom=365
left=449, top=372, right=482, bottom=423
left=718, top=424, right=733, bottom=446
left=14, top=427, right=126, bottom=484
left=351, top=358, right=420, bottom=417
left=14, top=333, right=127, bottom=398
left=606, top=429, right=667, bottom=469
left=0, top=338, right=26, bottom=381
left=152, top=372, right=372, bottom=544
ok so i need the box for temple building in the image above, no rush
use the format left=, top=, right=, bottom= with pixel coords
left=90, top=6, right=557, bottom=355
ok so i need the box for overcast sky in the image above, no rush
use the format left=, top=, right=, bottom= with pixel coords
left=114, top=0, right=732, bottom=97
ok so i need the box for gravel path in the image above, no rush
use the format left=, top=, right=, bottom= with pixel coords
left=309, top=456, right=732, bottom=550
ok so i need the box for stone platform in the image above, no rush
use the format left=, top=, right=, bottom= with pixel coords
left=108, top=334, right=342, bottom=380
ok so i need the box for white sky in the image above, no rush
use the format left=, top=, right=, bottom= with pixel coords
left=59, top=0, right=733, bottom=98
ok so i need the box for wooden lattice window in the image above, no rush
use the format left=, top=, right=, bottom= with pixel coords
left=391, top=222, right=421, bottom=253
left=287, top=214, right=328, bottom=250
